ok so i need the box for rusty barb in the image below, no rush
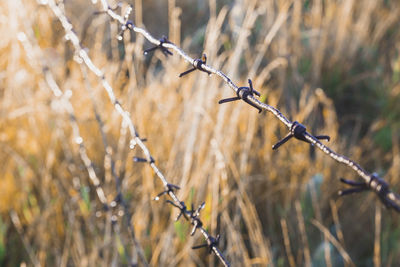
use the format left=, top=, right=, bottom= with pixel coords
left=272, top=121, right=330, bottom=150
left=219, top=79, right=262, bottom=113
left=179, top=54, right=212, bottom=77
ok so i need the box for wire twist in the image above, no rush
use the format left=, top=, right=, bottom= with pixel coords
left=272, top=121, right=330, bottom=150
left=44, top=1, right=231, bottom=266
left=42, top=0, right=400, bottom=265
left=94, top=1, right=400, bottom=213
left=143, top=36, right=173, bottom=57
left=18, top=31, right=148, bottom=266
left=219, top=79, right=262, bottom=113
left=179, top=53, right=212, bottom=77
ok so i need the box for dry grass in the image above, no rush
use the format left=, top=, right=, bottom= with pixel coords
left=1, top=0, right=400, bottom=266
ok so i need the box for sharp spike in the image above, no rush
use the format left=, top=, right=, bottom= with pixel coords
left=179, top=67, right=196, bottom=77
left=218, top=97, right=241, bottom=104
left=272, top=133, right=294, bottom=150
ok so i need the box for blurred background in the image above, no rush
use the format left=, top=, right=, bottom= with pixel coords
left=1, top=0, right=400, bottom=266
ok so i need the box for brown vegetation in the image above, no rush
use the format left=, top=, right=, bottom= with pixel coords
left=1, top=0, right=400, bottom=266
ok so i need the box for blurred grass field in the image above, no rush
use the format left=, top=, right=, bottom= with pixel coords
left=1, top=0, right=400, bottom=266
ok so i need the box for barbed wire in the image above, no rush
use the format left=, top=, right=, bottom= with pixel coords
left=43, top=0, right=231, bottom=266
left=38, top=0, right=400, bottom=265
left=16, top=31, right=148, bottom=266
left=94, top=0, right=400, bottom=212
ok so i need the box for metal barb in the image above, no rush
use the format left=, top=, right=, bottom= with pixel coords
left=192, top=234, right=221, bottom=254
left=314, top=135, right=330, bottom=141
left=166, top=200, right=188, bottom=221
left=154, top=183, right=180, bottom=201
left=48, top=1, right=231, bottom=266
left=144, top=36, right=173, bottom=56
left=55, top=0, right=400, bottom=264
left=338, top=174, right=399, bottom=211
left=218, top=79, right=262, bottom=113
left=189, top=202, right=205, bottom=236
left=103, top=203, right=110, bottom=211
left=179, top=53, right=211, bottom=77
left=133, top=156, right=155, bottom=164
left=338, top=177, right=368, bottom=196
left=117, top=20, right=134, bottom=41
left=113, top=192, right=123, bottom=204
left=272, top=121, right=330, bottom=150
left=367, top=174, right=395, bottom=209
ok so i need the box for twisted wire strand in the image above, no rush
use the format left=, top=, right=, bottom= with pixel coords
left=41, top=0, right=400, bottom=264
left=95, top=0, right=400, bottom=212
left=17, top=31, right=148, bottom=266
left=44, top=68, right=148, bottom=266
left=43, top=0, right=231, bottom=266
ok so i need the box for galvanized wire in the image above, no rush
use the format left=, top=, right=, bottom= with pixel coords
left=94, top=1, right=400, bottom=213
left=44, top=0, right=231, bottom=266
left=17, top=31, right=148, bottom=266
left=39, top=0, right=400, bottom=265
